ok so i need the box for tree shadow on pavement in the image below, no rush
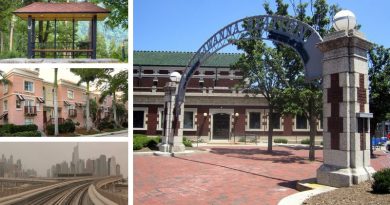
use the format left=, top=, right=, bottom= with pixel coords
left=209, top=148, right=293, bottom=156
left=173, top=156, right=295, bottom=183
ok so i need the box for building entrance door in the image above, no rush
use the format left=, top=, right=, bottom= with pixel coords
left=213, top=113, right=230, bottom=140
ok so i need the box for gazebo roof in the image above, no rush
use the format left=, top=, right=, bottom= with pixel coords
left=13, top=2, right=110, bottom=21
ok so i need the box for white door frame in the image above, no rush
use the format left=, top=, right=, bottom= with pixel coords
left=209, top=108, right=234, bottom=141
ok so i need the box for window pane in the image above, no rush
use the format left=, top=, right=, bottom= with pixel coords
left=133, top=111, right=144, bottom=128
left=249, top=112, right=261, bottom=129
left=296, top=114, right=308, bottom=129
left=272, top=113, right=281, bottom=129
left=184, top=111, right=194, bottom=129
left=160, top=111, right=164, bottom=129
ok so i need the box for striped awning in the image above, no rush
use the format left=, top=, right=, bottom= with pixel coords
left=0, top=112, right=8, bottom=119
left=36, top=97, right=45, bottom=103
left=17, top=94, right=25, bottom=101
left=64, top=101, right=70, bottom=106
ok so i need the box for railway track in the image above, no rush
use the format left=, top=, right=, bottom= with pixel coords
left=8, top=180, right=93, bottom=205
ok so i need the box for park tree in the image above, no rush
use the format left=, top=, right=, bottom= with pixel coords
left=368, top=45, right=390, bottom=137
left=70, top=68, right=110, bottom=131
left=96, top=69, right=128, bottom=127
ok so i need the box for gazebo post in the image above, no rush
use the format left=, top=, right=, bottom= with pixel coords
left=91, top=15, right=97, bottom=59
left=27, top=15, right=32, bottom=59
left=72, top=18, right=75, bottom=59
left=31, top=18, right=35, bottom=58
left=54, top=18, right=57, bottom=59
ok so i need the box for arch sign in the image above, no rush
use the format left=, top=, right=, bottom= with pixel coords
left=175, top=15, right=323, bottom=117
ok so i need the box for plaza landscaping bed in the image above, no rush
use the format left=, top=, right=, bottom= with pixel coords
left=303, top=181, right=390, bottom=205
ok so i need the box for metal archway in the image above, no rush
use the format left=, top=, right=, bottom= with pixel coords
left=174, top=14, right=323, bottom=127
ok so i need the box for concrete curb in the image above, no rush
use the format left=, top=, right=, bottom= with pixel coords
left=278, top=183, right=336, bottom=205
left=80, top=130, right=128, bottom=137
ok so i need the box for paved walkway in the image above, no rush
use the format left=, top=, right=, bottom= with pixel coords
left=133, top=146, right=390, bottom=205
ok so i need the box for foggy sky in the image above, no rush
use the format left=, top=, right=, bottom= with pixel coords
left=0, top=142, right=128, bottom=178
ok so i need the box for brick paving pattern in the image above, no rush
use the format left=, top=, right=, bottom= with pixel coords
left=134, top=146, right=390, bottom=205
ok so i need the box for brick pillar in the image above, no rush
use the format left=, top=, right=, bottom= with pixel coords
left=316, top=30, right=375, bottom=187
left=159, top=82, right=185, bottom=153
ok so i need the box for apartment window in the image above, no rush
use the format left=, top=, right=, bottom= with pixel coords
left=3, top=83, right=8, bottom=94
left=184, top=112, right=194, bottom=129
left=3, top=100, right=8, bottom=111
left=157, top=109, right=165, bottom=130
left=133, top=110, right=146, bottom=129
left=271, top=113, right=281, bottom=129
left=25, top=118, right=33, bottom=125
left=183, top=109, right=197, bottom=130
left=249, top=112, right=261, bottom=129
left=16, top=99, right=21, bottom=109
left=296, top=114, right=308, bottom=129
left=25, top=99, right=34, bottom=107
left=24, top=81, right=34, bottom=92
left=67, top=90, right=74, bottom=99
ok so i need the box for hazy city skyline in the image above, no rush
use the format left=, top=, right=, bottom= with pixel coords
left=0, top=142, right=128, bottom=178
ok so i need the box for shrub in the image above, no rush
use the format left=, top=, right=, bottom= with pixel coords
left=183, top=137, right=192, bottom=147
left=133, top=134, right=149, bottom=150
left=372, top=168, right=390, bottom=193
left=121, top=121, right=128, bottom=128
left=12, top=131, right=41, bottom=137
left=0, top=124, right=38, bottom=134
left=147, top=136, right=161, bottom=150
left=274, top=138, right=288, bottom=144
left=301, top=139, right=310, bottom=145
left=238, top=137, right=246, bottom=142
left=98, top=120, right=115, bottom=131
left=46, top=121, right=75, bottom=135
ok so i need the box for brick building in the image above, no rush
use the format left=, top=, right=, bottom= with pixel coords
left=133, top=51, right=323, bottom=143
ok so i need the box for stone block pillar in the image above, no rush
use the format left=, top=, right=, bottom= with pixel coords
left=159, top=82, right=185, bottom=153
left=316, top=30, right=375, bottom=187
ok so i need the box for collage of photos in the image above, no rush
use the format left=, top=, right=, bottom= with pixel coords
left=0, top=0, right=129, bottom=205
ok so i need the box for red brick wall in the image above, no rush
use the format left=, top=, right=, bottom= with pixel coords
left=196, top=107, right=210, bottom=136
left=234, top=107, right=246, bottom=135
left=283, top=115, right=293, bottom=135
left=146, top=105, right=158, bottom=135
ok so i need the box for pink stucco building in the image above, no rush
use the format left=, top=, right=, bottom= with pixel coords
left=0, top=68, right=114, bottom=131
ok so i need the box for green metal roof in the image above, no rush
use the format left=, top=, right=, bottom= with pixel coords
left=133, top=51, right=241, bottom=67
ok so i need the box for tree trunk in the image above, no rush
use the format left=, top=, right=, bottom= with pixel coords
left=86, top=82, right=91, bottom=131
left=0, top=31, right=4, bottom=53
left=54, top=68, right=59, bottom=136
left=9, top=15, right=15, bottom=51
left=113, top=92, right=118, bottom=127
left=267, top=106, right=274, bottom=153
left=309, top=114, right=317, bottom=161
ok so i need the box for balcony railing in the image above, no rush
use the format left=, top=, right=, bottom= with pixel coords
left=24, top=106, right=37, bottom=116
left=68, top=109, right=77, bottom=118
left=48, top=118, right=65, bottom=125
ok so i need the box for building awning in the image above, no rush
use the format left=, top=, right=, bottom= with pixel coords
left=64, top=101, right=70, bottom=106
left=36, top=97, right=45, bottom=103
left=17, top=94, right=25, bottom=101
left=13, top=2, right=110, bottom=21
left=0, top=112, right=8, bottom=119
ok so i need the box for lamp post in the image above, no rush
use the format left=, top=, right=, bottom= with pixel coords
left=159, top=72, right=183, bottom=153
left=198, top=112, right=208, bottom=147
left=233, top=112, right=239, bottom=143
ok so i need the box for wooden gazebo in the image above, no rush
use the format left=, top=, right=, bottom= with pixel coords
left=13, top=2, right=110, bottom=59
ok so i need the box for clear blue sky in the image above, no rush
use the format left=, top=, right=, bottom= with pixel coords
left=134, top=0, right=390, bottom=53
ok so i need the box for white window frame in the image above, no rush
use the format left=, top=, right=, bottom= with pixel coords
left=24, top=80, right=34, bottom=93
left=293, top=114, right=310, bottom=131
left=264, top=111, right=283, bottom=131
left=157, top=107, right=164, bottom=131
left=3, top=100, right=8, bottom=111
left=16, top=97, right=22, bottom=110
left=133, top=107, right=148, bottom=130
left=67, top=89, right=74, bottom=99
left=25, top=118, right=34, bottom=125
left=246, top=109, right=263, bottom=131
left=183, top=108, right=197, bottom=131
left=317, top=118, right=323, bottom=131
left=3, top=83, right=8, bottom=94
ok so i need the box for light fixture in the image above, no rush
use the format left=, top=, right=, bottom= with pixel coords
left=169, top=71, right=181, bottom=83
left=333, top=10, right=357, bottom=31
left=203, top=113, right=208, bottom=117
left=235, top=113, right=239, bottom=117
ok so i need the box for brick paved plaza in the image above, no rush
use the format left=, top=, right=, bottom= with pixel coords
left=133, top=146, right=390, bottom=205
